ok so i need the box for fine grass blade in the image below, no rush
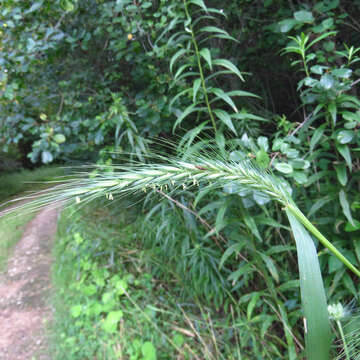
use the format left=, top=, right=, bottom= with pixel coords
left=286, top=210, right=331, bottom=360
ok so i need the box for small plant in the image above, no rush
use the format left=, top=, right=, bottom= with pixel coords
left=167, top=0, right=258, bottom=139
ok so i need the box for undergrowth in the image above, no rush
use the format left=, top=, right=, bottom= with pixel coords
left=51, top=199, right=295, bottom=359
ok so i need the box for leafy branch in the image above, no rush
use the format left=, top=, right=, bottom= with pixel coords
left=168, top=0, right=256, bottom=137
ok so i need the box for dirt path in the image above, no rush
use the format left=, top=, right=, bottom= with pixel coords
left=0, top=205, right=61, bottom=360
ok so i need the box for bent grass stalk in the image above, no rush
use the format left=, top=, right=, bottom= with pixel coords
left=5, top=155, right=360, bottom=358
left=6, top=156, right=359, bottom=278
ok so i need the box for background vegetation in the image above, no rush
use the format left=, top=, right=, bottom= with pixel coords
left=1, top=0, right=360, bottom=358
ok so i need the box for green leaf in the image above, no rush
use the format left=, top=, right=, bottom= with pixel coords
left=292, top=171, right=308, bottom=184
left=192, top=15, right=216, bottom=27
left=173, top=105, right=206, bottom=132
left=213, top=109, right=237, bottom=134
left=227, top=90, right=260, bottom=99
left=310, top=65, right=328, bottom=75
left=334, top=164, right=347, bottom=186
left=170, top=49, right=187, bottom=73
left=321, top=18, right=334, bottom=30
left=70, top=304, right=82, bottom=318
left=61, top=0, right=75, bottom=12
left=294, top=10, right=314, bottom=23
left=232, top=112, right=267, bottom=122
left=277, top=280, right=300, bottom=291
left=257, top=136, right=269, bottom=151
left=215, top=203, right=227, bottom=233
left=141, top=1, right=152, bottom=9
left=53, top=134, right=66, bottom=144
left=328, top=255, right=343, bottom=273
left=345, top=219, right=360, bottom=232
left=102, top=310, right=123, bottom=334
left=189, top=0, right=207, bottom=11
left=290, top=159, right=310, bottom=170
left=339, top=189, right=355, bottom=226
left=342, top=111, right=360, bottom=122
left=253, top=191, right=271, bottom=205
left=337, top=130, right=354, bottom=144
left=328, top=101, right=337, bottom=126
left=199, top=26, right=234, bottom=40
left=41, top=151, right=53, bottom=164
left=331, top=68, right=352, bottom=78
left=25, top=1, right=43, bottom=14
left=308, top=31, right=337, bottom=49
left=323, top=41, right=335, bottom=52
left=278, top=19, right=298, bottom=33
left=210, top=88, right=238, bottom=112
left=320, top=74, right=335, bottom=90
left=247, top=292, right=261, bottom=320
left=192, top=78, right=201, bottom=102
left=172, top=334, right=185, bottom=347
left=219, top=243, right=245, bottom=269
left=337, top=144, right=352, bottom=170
left=199, top=48, right=212, bottom=70
left=174, top=63, right=192, bottom=80
left=343, top=273, right=358, bottom=298
left=242, top=208, right=262, bottom=241
left=212, top=59, right=244, bottom=81
left=141, top=341, right=157, bottom=360
left=256, top=149, right=270, bottom=169
left=275, top=162, right=293, bottom=174
left=259, top=253, right=279, bottom=283
left=286, top=211, right=331, bottom=360
left=178, top=122, right=208, bottom=150
left=169, top=88, right=192, bottom=109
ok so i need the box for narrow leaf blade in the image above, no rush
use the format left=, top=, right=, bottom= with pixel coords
left=212, top=59, right=244, bottom=81
left=199, top=48, right=212, bottom=70
left=286, top=210, right=331, bottom=360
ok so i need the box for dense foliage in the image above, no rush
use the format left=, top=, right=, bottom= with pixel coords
left=1, top=0, right=360, bottom=358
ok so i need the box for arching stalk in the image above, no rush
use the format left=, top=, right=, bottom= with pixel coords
left=6, top=157, right=360, bottom=278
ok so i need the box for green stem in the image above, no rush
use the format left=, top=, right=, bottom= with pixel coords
left=286, top=203, right=360, bottom=278
left=302, top=53, right=309, bottom=77
left=336, top=319, right=350, bottom=360
left=183, top=0, right=217, bottom=133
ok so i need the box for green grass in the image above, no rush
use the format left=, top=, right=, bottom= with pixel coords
left=0, top=165, right=67, bottom=270
left=51, top=200, right=252, bottom=359
left=0, top=211, right=36, bottom=271
left=0, top=165, right=66, bottom=203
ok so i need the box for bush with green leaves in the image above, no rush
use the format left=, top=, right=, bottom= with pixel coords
left=0, top=0, right=183, bottom=164
left=3, top=0, right=360, bottom=359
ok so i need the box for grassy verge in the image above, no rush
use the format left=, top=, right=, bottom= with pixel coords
left=0, top=212, right=36, bottom=270
left=51, top=200, right=247, bottom=360
left=0, top=165, right=66, bottom=270
left=0, top=165, right=66, bottom=203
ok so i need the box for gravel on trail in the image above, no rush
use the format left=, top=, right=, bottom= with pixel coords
left=0, top=205, right=61, bottom=360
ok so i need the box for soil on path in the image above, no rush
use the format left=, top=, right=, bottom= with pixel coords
left=0, top=205, right=61, bottom=360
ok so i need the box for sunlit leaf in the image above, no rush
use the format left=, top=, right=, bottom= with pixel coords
left=189, top=0, right=207, bottom=11
left=339, top=189, right=355, bottom=226
left=212, top=59, right=244, bottom=81
left=170, top=48, right=187, bottom=73
left=210, top=88, right=238, bottom=112
left=294, top=10, right=314, bottom=23
left=286, top=211, right=331, bottom=360
left=213, top=109, right=237, bottom=134
left=192, top=78, right=202, bottom=102
left=199, top=48, right=212, bottom=70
